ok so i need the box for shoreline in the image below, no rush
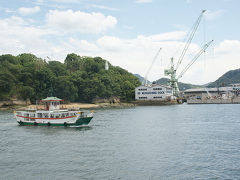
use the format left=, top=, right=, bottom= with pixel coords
left=0, top=102, right=136, bottom=111
left=0, top=100, right=178, bottom=111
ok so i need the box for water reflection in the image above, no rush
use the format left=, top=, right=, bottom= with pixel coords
left=18, top=124, right=93, bottom=135
left=68, top=126, right=93, bottom=131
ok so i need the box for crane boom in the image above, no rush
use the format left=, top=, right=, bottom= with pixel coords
left=177, top=40, right=214, bottom=79
left=175, top=10, right=206, bottom=71
left=142, top=48, right=162, bottom=85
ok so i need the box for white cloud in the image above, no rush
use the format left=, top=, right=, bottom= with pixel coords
left=0, top=14, right=239, bottom=85
left=18, top=6, right=40, bottom=16
left=88, top=4, right=118, bottom=11
left=4, top=8, right=16, bottom=13
left=37, top=0, right=80, bottom=3
left=205, top=10, right=226, bottom=21
left=0, top=16, right=55, bottom=58
left=68, top=38, right=99, bottom=53
left=179, top=40, right=240, bottom=84
left=46, top=9, right=117, bottom=34
left=2, top=16, right=26, bottom=26
left=93, top=34, right=201, bottom=82
left=148, top=31, right=187, bottom=41
left=59, top=37, right=240, bottom=85
left=76, top=35, right=239, bottom=85
left=49, top=0, right=81, bottom=3
left=136, top=0, right=152, bottom=3
left=214, top=40, right=240, bottom=54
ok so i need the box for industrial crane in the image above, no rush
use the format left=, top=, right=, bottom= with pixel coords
left=177, top=40, right=213, bottom=79
left=164, top=10, right=213, bottom=97
left=176, top=10, right=206, bottom=71
left=142, top=48, right=162, bottom=86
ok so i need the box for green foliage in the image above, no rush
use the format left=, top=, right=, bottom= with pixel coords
left=0, top=53, right=141, bottom=102
left=54, top=76, right=78, bottom=102
left=19, top=86, right=35, bottom=100
left=0, top=69, right=17, bottom=100
left=207, top=68, right=240, bottom=87
left=17, top=53, right=38, bottom=66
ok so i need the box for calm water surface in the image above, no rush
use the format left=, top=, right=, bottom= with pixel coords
left=0, top=104, right=240, bottom=179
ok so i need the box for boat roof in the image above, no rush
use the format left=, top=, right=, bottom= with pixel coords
left=41, top=97, right=63, bottom=101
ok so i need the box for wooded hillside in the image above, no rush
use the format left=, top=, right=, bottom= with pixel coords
left=0, top=53, right=140, bottom=102
left=207, top=68, right=240, bottom=87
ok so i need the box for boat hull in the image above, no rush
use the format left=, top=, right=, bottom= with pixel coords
left=17, top=117, right=93, bottom=126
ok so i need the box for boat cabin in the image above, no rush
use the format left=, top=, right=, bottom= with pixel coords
left=41, top=97, right=64, bottom=111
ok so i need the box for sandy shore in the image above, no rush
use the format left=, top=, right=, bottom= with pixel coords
left=0, top=102, right=135, bottom=111
left=0, top=100, right=177, bottom=111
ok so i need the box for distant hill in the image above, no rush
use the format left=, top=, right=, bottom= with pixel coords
left=135, top=68, right=240, bottom=90
left=202, top=82, right=212, bottom=87
left=207, top=68, right=240, bottom=87
left=156, top=78, right=202, bottom=91
left=134, top=74, right=202, bottom=91
left=134, top=74, right=151, bottom=85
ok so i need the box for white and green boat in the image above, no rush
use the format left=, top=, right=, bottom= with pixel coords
left=14, top=97, right=94, bottom=126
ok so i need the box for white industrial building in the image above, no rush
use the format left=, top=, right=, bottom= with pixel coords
left=135, top=84, right=173, bottom=101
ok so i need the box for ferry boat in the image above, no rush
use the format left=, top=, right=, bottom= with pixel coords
left=14, top=97, right=94, bottom=126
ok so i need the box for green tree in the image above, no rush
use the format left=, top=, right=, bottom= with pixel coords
left=54, top=76, right=78, bottom=102
left=0, top=53, right=141, bottom=103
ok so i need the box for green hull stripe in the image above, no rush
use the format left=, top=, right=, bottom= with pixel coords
left=18, top=117, right=93, bottom=126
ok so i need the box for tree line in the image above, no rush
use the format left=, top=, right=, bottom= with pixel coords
left=0, top=53, right=141, bottom=103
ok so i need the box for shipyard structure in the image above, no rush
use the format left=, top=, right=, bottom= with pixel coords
left=134, top=10, right=214, bottom=105
left=184, top=84, right=240, bottom=104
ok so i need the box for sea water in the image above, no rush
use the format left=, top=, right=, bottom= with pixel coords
left=0, top=104, right=240, bottom=179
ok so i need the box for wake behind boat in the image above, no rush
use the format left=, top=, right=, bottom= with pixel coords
left=14, top=97, right=94, bottom=126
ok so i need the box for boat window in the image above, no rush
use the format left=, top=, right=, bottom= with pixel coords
left=44, top=113, right=49, bottom=118
left=61, top=113, right=65, bottom=118
left=30, top=113, right=35, bottom=118
left=80, top=112, right=84, bottom=117
left=38, top=113, right=42, bottom=118
left=50, top=114, right=54, bottom=118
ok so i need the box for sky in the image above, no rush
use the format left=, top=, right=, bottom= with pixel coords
left=0, top=0, right=239, bottom=85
